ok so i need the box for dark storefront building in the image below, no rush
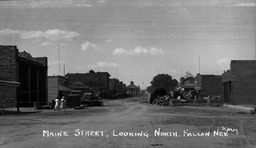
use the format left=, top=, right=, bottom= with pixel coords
left=0, top=45, right=48, bottom=107
left=195, top=73, right=223, bottom=99
left=109, top=78, right=120, bottom=95
left=222, top=60, right=256, bottom=105
left=66, top=70, right=110, bottom=98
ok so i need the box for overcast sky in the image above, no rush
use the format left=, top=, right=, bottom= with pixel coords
left=0, top=0, right=255, bottom=88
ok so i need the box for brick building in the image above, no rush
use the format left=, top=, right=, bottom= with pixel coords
left=109, top=78, right=120, bottom=94
left=222, top=60, right=256, bottom=105
left=109, top=78, right=127, bottom=98
left=0, top=45, right=48, bottom=107
left=122, top=83, right=127, bottom=94
left=66, top=70, right=110, bottom=98
left=195, top=73, right=222, bottom=99
left=118, top=81, right=124, bottom=94
left=0, top=80, right=20, bottom=110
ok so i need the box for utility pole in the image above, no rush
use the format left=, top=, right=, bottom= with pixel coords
left=181, top=66, right=183, bottom=77
left=199, top=55, right=201, bottom=74
left=58, top=45, right=61, bottom=76
left=63, top=64, right=65, bottom=76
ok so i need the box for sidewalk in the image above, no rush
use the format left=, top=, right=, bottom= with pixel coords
left=224, top=104, right=255, bottom=112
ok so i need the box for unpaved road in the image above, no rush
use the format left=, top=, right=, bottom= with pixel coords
left=1, top=97, right=256, bottom=148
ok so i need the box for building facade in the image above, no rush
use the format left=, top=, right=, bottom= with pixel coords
left=0, top=46, right=19, bottom=108
left=122, top=83, right=127, bottom=94
left=109, top=78, right=120, bottom=94
left=0, top=45, right=48, bottom=107
left=48, top=76, right=71, bottom=104
left=109, top=78, right=127, bottom=98
left=222, top=60, right=256, bottom=105
left=126, top=81, right=140, bottom=97
left=0, top=80, right=20, bottom=110
left=179, top=76, right=195, bottom=92
left=66, top=70, right=110, bottom=98
left=195, top=73, right=222, bottom=99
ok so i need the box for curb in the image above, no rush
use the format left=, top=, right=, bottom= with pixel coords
left=225, top=104, right=255, bottom=112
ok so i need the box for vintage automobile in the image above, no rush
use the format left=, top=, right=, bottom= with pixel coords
left=81, top=92, right=103, bottom=106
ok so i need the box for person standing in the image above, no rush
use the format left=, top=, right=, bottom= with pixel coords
left=193, top=91, right=199, bottom=107
left=206, top=95, right=211, bottom=106
left=54, top=98, right=60, bottom=111
left=60, top=96, right=66, bottom=111
left=193, top=95, right=197, bottom=106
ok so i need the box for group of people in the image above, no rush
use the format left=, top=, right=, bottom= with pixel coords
left=54, top=96, right=66, bottom=111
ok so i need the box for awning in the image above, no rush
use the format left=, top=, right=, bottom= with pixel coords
left=59, top=84, right=71, bottom=91
left=0, top=80, right=20, bottom=86
left=175, top=86, right=181, bottom=91
left=181, top=84, right=195, bottom=89
left=194, top=86, right=201, bottom=90
left=71, top=90, right=81, bottom=93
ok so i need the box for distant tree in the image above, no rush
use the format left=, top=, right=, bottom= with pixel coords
left=89, top=70, right=95, bottom=73
left=150, top=74, right=178, bottom=93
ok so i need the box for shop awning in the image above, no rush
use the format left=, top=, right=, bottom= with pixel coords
left=59, top=84, right=71, bottom=91
left=181, top=84, right=195, bottom=88
left=194, top=86, right=201, bottom=90
left=71, top=90, right=81, bottom=93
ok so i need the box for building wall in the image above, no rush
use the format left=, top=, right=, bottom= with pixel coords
left=18, top=57, right=48, bottom=107
left=0, top=46, right=18, bottom=107
left=195, top=74, right=222, bottom=98
left=222, top=70, right=231, bottom=82
left=48, top=77, right=58, bottom=103
left=48, top=76, right=70, bottom=103
left=66, top=71, right=110, bottom=98
left=126, top=81, right=140, bottom=97
left=202, top=75, right=222, bottom=96
left=122, top=84, right=126, bottom=93
left=230, top=60, right=256, bottom=105
left=0, top=46, right=48, bottom=107
left=109, top=78, right=119, bottom=93
left=119, top=81, right=123, bottom=93
left=127, top=87, right=140, bottom=96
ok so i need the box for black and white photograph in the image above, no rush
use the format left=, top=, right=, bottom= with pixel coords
left=0, top=0, right=256, bottom=147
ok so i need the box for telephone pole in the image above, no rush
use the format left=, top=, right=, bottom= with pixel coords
left=199, top=55, right=201, bottom=74
left=58, top=45, right=61, bottom=76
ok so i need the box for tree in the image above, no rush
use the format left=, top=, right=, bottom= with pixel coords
left=149, top=74, right=178, bottom=93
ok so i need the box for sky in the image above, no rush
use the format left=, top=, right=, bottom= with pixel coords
left=0, top=0, right=255, bottom=89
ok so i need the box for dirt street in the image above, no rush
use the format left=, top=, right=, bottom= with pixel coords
left=1, top=97, right=256, bottom=148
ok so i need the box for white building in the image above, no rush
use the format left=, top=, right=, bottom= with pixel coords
left=126, top=81, right=140, bottom=97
